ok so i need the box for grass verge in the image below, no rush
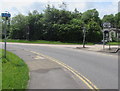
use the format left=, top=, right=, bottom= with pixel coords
left=107, top=42, right=120, bottom=45
left=1, top=49, right=29, bottom=90
left=0, top=50, right=2, bottom=90
left=2, top=39, right=94, bottom=45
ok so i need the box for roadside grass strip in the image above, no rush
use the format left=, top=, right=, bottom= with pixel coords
left=2, top=39, right=94, bottom=45
left=107, top=42, right=120, bottom=45
left=1, top=49, right=29, bottom=90
left=0, top=49, right=2, bottom=90
left=29, top=50, right=99, bottom=91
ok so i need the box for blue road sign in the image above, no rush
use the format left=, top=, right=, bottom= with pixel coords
left=1, top=13, right=11, bottom=17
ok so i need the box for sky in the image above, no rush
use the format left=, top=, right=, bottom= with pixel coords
left=0, top=0, right=120, bottom=18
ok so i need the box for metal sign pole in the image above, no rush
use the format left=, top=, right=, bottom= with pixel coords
left=83, top=27, right=86, bottom=48
left=108, top=29, right=111, bottom=50
left=1, top=12, right=11, bottom=58
left=103, top=31, right=105, bottom=50
left=4, top=18, right=7, bottom=58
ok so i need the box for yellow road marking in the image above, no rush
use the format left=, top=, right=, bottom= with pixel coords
left=29, top=50, right=99, bottom=90
left=34, top=56, right=45, bottom=60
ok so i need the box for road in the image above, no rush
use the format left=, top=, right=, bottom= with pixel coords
left=4, top=43, right=118, bottom=89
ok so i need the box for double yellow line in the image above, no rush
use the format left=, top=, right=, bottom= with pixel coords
left=29, top=50, right=99, bottom=91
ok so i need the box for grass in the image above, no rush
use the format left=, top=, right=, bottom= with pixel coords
left=1, top=39, right=94, bottom=45
left=1, top=49, right=29, bottom=90
left=0, top=50, right=2, bottom=90
left=107, top=42, right=120, bottom=45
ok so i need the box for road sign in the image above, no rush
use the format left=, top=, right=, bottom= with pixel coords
left=1, top=13, right=11, bottom=17
left=1, top=12, right=11, bottom=58
left=103, top=22, right=111, bottom=28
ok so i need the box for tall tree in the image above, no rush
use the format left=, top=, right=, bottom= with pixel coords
left=102, top=14, right=115, bottom=27
left=81, top=9, right=100, bottom=24
left=115, top=12, right=120, bottom=28
left=9, top=14, right=28, bottom=39
left=27, top=10, right=43, bottom=40
left=86, top=20, right=102, bottom=42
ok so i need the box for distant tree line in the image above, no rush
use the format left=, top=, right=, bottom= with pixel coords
left=3, top=4, right=120, bottom=43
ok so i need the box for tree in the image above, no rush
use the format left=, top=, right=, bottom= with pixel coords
left=9, top=14, right=28, bottom=39
left=81, top=9, right=100, bottom=24
left=59, top=2, right=67, bottom=10
left=9, top=7, right=118, bottom=43
left=71, top=8, right=82, bottom=19
left=102, top=14, right=115, bottom=27
left=86, top=20, right=102, bottom=42
left=27, top=10, right=43, bottom=40
left=115, top=12, right=120, bottom=28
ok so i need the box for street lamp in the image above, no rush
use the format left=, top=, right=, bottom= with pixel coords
left=1, top=11, right=11, bottom=58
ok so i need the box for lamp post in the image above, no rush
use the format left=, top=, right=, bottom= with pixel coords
left=1, top=11, right=11, bottom=58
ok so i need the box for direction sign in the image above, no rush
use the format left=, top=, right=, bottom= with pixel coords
left=103, top=22, right=111, bottom=28
left=1, top=13, right=11, bottom=17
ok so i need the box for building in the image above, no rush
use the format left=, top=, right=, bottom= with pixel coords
left=102, top=28, right=120, bottom=42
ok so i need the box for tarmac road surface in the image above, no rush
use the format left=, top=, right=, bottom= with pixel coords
left=3, top=43, right=118, bottom=89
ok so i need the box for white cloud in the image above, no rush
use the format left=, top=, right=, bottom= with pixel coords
left=97, top=2, right=118, bottom=18
left=1, top=0, right=63, bottom=3
left=1, top=0, right=119, bottom=18
left=63, top=0, right=119, bottom=2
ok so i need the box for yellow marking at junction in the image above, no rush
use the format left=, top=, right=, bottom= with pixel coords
left=34, top=56, right=45, bottom=60
left=29, top=50, right=99, bottom=91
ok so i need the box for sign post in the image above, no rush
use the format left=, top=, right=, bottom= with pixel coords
left=102, top=22, right=111, bottom=50
left=83, top=27, right=86, bottom=48
left=103, top=31, right=105, bottom=50
left=1, top=12, right=11, bottom=58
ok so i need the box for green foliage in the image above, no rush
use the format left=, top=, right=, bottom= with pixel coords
left=102, top=14, right=115, bottom=27
left=86, top=20, right=102, bottom=42
left=114, top=12, right=120, bottom=28
left=81, top=9, right=100, bottom=24
left=9, top=14, right=28, bottom=39
left=107, top=42, right=120, bottom=45
left=4, top=5, right=119, bottom=43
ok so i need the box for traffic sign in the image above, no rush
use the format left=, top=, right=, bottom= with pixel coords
left=103, top=22, right=111, bottom=28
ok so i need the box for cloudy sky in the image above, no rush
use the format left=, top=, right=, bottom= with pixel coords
left=1, top=0, right=120, bottom=18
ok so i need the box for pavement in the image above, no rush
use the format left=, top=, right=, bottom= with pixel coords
left=76, top=44, right=119, bottom=56
left=2, top=42, right=119, bottom=53
left=0, top=42, right=119, bottom=89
